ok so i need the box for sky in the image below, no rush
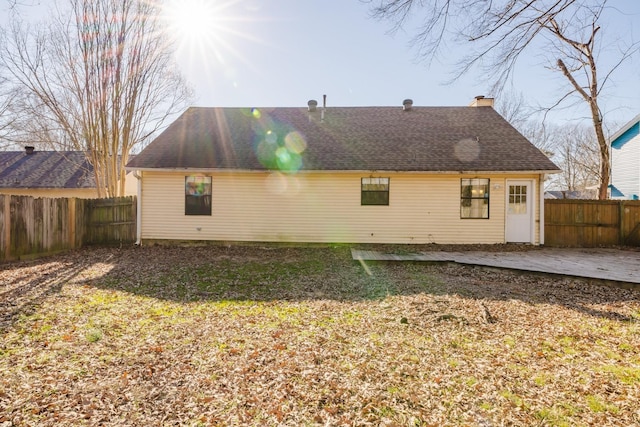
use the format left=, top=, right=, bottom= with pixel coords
left=3, top=0, right=640, bottom=130
left=164, top=0, right=640, bottom=130
left=170, top=0, right=509, bottom=108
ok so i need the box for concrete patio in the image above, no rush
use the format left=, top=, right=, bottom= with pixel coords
left=352, top=247, right=640, bottom=289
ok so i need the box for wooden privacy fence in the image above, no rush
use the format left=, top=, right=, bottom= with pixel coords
left=545, top=199, right=640, bottom=247
left=0, top=195, right=136, bottom=261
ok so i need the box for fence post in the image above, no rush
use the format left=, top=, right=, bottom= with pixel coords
left=618, top=201, right=623, bottom=245
left=2, top=196, right=10, bottom=260
left=69, top=198, right=76, bottom=249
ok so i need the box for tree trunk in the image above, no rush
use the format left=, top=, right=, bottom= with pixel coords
left=590, top=103, right=610, bottom=200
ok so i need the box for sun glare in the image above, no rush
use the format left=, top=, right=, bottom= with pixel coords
left=163, top=0, right=261, bottom=70
left=164, top=0, right=219, bottom=43
left=162, top=0, right=270, bottom=95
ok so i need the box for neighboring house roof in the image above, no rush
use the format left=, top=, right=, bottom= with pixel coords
left=608, top=184, right=627, bottom=199
left=0, top=150, right=95, bottom=189
left=126, top=106, right=560, bottom=173
left=610, top=114, right=640, bottom=149
left=545, top=189, right=598, bottom=200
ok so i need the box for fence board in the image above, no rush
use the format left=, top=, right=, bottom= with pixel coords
left=0, top=196, right=8, bottom=260
left=0, top=195, right=136, bottom=261
left=83, top=196, right=136, bottom=245
left=545, top=199, right=640, bottom=247
left=621, top=201, right=640, bottom=246
left=7, top=196, right=71, bottom=258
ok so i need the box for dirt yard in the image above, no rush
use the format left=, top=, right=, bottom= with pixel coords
left=1, top=245, right=639, bottom=426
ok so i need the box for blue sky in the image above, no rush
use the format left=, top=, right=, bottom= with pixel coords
left=173, top=0, right=504, bottom=108
left=167, top=0, right=640, bottom=130
left=4, top=0, right=640, bottom=129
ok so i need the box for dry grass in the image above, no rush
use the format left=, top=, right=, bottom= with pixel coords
left=1, top=245, right=639, bottom=426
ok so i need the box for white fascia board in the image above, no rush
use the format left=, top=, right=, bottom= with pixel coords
left=124, top=167, right=561, bottom=175
left=609, top=113, right=640, bottom=144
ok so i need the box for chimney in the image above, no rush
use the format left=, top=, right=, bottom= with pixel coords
left=25, top=146, right=35, bottom=155
left=469, top=95, right=494, bottom=108
left=403, top=99, right=413, bottom=111
left=307, top=99, right=318, bottom=112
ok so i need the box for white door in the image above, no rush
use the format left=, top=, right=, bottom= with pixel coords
left=506, top=180, right=533, bottom=243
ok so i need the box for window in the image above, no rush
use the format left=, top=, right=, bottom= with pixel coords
left=461, top=178, right=489, bottom=219
left=509, top=185, right=528, bottom=214
left=361, top=177, right=389, bottom=205
left=185, top=176, right=212, bottom=215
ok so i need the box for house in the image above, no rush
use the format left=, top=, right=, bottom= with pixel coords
left=610, top=114, right=640, bottom=200
left=0, top=147, right=136, bottom=198
left=125, top=97, right=560, bottom=245
left=544, top=188, right=598, bottom=200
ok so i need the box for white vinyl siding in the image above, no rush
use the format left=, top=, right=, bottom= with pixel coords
left=611, top=132, right=640, bottom=199
left=0, top=188, right=99, bottom=198
left=140, top=171, right=542, bottom=244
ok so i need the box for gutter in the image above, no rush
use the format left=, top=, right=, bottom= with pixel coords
left=540, top=175, right=545, bottom=245
left=133, top=170, right=142, bottom=245
left=124, top=167, right=562, bottom=175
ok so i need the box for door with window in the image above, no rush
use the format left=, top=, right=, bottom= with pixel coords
left=506, top=180, right=533, bottom=243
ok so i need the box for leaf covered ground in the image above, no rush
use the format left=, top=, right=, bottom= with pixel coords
left=1, top=245, right=639, bottom=426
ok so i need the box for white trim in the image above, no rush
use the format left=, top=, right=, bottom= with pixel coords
left=539, top=176, right=545, bottom=245
left=532, top=178, right=538, bottom=244
left=505, top=179, right=535, bottom=244
left=125, top=166, right=561, bottom=175
left=133, top=170, right=142, bottom=245
left=609, top=114, right=640, bottom=144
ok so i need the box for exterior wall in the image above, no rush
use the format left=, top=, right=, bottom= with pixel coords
left=139, top=171, right=543, bottom=244
left=123, top=173, right=138, bottom=196
left=0, top=188, right=99, bottom=199
left=536, top=176, right=542, bottom=245
left=611, top=128, right=640, bottom=199
left=0, top=176, right=136, bottom=199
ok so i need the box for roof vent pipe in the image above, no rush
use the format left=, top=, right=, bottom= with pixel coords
left=25, top=146, right=35, bottom=155
left=403, top=99, right=413, bottom=111
left=308, top=99, right=318, bottom=112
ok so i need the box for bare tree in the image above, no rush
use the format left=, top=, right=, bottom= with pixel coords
left=0, top=76, right=18, bottom=149
left=554, top=124, right=601, bottom=194
left=1, top=0, right=191, bottom=197
left=368, top=0, right=639, bottom=199
left=495, top=92, right=557, bottom=159
left=496, top=92, right=604, bottom=194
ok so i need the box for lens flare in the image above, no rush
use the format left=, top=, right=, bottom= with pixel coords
left=252, top=113, right=307, bottom=173
left=265, top=130, right=278, bottom=144
left=284, top=131, right=307, bottom=154
left=454, top=138, right=481, bottom=162
left=264, top=172, right=301, bottom=195
left=275, top=147, right=290, bottom=163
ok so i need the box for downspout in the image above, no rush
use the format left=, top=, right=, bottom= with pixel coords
left=133, top=170, right=142, bottom=245
left=608, top=133, right=613, bottom=199
left=539, top=175, right=545, bottom=245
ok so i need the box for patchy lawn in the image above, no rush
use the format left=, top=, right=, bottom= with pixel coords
left=1, top=245, right=639, bottom=426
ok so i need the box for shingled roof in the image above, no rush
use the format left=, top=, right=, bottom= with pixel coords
left=126, top=105, right=559, bottom=173
left=0, top=150, right=96, bottom=189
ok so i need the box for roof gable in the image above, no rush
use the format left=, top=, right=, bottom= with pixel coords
left=0, top=151, right=96, bottom=189
left=127, top=105, right=560, bottom=173
left=611, top=117, right=640, bottom=149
